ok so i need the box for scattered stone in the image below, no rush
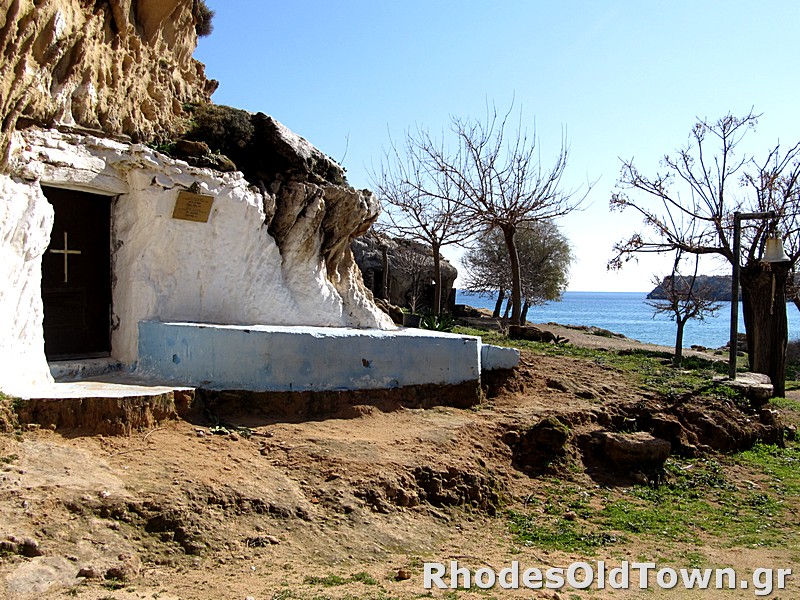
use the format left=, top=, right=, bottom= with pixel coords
left=20, top=538, right=43, bottom=557
left=229, top=432, right=240, bottom=442
left=509, top=325, right=567, bottom=344
left=244, top=535, right=280, bottom=547
left=562, top=511, right=577, bottom=521
left=105, top=552, right=141, bottom=581
left=77, top=565, right=103, bottom=579
left=396, top=568, right=412, bottom=580
left=546, top=378, right=571, bottom=393
left=595, top=431, right=671, bottom=469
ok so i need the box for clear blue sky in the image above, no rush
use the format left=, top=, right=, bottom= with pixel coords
left=194, top=0, right=800, bottom=292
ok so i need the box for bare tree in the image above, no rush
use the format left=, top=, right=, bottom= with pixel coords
left=609, top=110, right=800, bottom=395
left=646, top=252, right=721, bottom=367
left=392, top=244, right=430, bottom=314
left=415, top=104, right=586, bottom=325
left=370, top=132, right=473, bottom=315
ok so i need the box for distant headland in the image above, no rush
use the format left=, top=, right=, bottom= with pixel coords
left=647, top=275, right=736, bottom=301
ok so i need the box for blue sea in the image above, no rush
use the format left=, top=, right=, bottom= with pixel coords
left=455, top=290, right=800, bottom=349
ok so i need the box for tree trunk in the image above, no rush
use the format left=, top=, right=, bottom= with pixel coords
left=493, top=289, right=505, bottom=319
left=521, top=300, right=530, bottom=324
left=432, top=241, right=442, bottom=316
left=380, top=246, right=389, bottom=300
left=673, top=318, right=686, bottom=368
left=740, top=262, right=791, bottom=397
left=501, top=225, right=522, bottom=326
left=503, top=298, right=512, bottom=319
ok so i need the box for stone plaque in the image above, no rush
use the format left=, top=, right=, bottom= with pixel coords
left=172, top=191, right=214, bottom=223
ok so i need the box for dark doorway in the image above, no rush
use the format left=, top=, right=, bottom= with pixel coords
left=41, top=187, right=112, bottom=359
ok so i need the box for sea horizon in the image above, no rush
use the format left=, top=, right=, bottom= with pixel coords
left=455, top=289, right=800, bottom=349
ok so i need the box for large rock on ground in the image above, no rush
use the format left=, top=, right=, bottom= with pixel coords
left=594, top=430, right=671, bottom=469
left=505, top=416, right=571, bottom=474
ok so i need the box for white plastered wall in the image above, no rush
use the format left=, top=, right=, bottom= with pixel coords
left=0, top=176, right=55, bottom=393
left=0, top=128, right=393, bottom=393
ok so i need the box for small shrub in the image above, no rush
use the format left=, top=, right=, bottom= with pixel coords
left=186, top=104, right=253, bottom=158
left=193, top=0, right=215, bottom=37
left=420, top=313, right=455, bottom=332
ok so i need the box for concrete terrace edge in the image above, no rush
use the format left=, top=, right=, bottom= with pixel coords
left=137, top=321, right=510, bottom=392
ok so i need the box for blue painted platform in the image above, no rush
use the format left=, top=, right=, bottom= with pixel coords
left=136, top=321, right=517, bottom=392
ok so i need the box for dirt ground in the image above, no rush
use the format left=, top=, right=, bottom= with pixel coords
left=0, top=325, right=796, bottom=599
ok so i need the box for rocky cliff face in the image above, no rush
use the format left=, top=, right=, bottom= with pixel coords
left=352, top=231, right=459, bottom=312
left=0, top=0, right=215, bottom=162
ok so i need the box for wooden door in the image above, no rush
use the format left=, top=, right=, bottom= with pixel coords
left=41, top=187, right=112, bottom=359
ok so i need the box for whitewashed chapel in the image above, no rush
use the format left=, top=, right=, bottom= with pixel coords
left=0, top=0, right=402, bottom=393
left=0, top=0, right=515, bottom=397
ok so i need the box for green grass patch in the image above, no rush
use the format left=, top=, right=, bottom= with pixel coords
left=509, top=453, right=800, bottom=554
left=304, top=572, right=378, bottom=587
left=769, top=396, right=800, bottom=411
left=454, top=326, right=736, bottom=400
left=508, top=509, right=622, bottom=554
left=735, top=442, right=800, bottom=496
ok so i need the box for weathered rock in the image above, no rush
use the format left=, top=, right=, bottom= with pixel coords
left=0, top=0, right=400, bottom=395
left=595, top=430, right=671, bottom=468
left=728, top=372, right=773, bottom=406
left=352, top=231, right=458, bottom=311
left=0, top=0, right=216, bottom=163
left=77, top=566, right=103, bottom=580
left=546, top=378, right=571, bottom=392
left=508, top=325, right=568, bottom=344
left=411, top=465, right=500, bottom=515
left=507, top=417, right=571, bottom=474
left=174, top=139, right=211, bottom=157
left=0, top=393, right=19, bottom=432
left=5, top=556, right=82, bottom=597
left=104, top=553, right=141, bottom=581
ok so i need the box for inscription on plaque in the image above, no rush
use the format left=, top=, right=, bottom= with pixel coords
left=172, top=191, right=214, bottom=223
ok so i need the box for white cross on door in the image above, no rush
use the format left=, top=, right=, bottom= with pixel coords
left=48, top=231, right=82, bottom=283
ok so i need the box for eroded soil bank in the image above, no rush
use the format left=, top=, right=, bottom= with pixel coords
left=1, top=332, right=798, bottom=599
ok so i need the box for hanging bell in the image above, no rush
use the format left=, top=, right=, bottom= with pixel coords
left=763, top=230, right=790, bottom=263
